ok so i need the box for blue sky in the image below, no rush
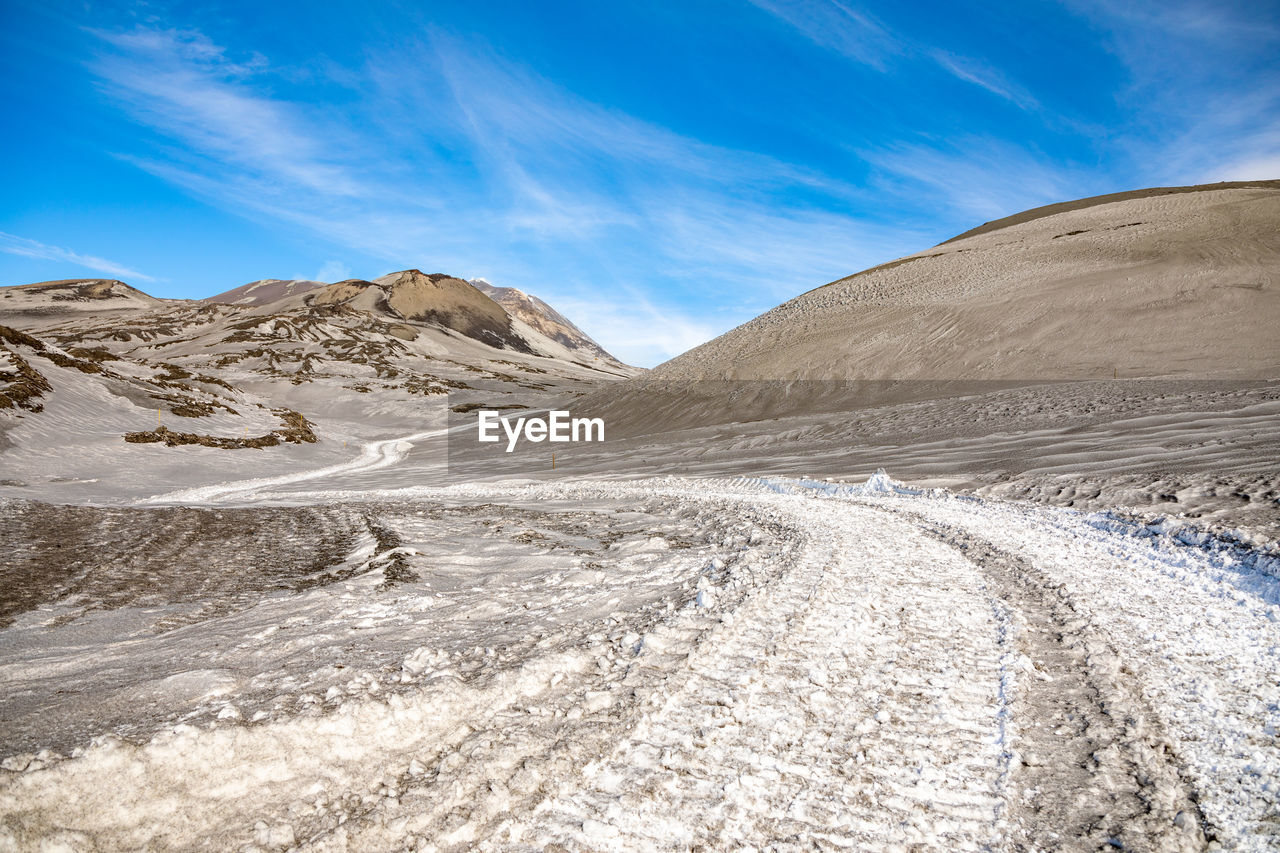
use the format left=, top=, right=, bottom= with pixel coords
left=2, top=0, right=1278, bottom=366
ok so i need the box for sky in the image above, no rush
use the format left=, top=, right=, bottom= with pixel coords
left=2, top=1, right=1278, bottom=366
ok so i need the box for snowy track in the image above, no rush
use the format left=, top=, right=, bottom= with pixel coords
left=519, top=502, right=1011, bottom=850
left=139, top=428, right=445, bottom=505
left=2, top=465, right=1278, bottom=850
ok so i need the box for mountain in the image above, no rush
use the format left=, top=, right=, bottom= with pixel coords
left=656, top=181, right=1280, bottom=381
left=0, top=279, right=170, bottom=328
left=0, top=267, right=637, bottom=500
left=204, top=279, right=325, bottom=306
left=200, top=273, right=627, bottom=367
left=469, top=278, right=621, bottom=365
left=304, top=270, right=531, bottom=353
left=1, top=268, right=633, bottom=377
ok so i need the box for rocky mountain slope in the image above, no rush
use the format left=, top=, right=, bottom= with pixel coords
left=0, top=268, right=635, bottom=501
left=470, top=278, right=617, bottom=363
left=200, top=274, right=628, bottom=370
left=656, top=181, right=1280, bottom=381
left=0, top=268, right=630, bottom=387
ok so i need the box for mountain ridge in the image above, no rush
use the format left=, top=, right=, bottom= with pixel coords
left=3, top=269, right=627, bottom=368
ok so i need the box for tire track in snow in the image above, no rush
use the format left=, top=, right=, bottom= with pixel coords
left=138, top=429, right=444, bottom=505
left=845, top=489, right=1280, bottom=852
left=919, top=520, right=1206, bottom=852
left=508, top=498, right=1012, bottom=851
left=7, top=471, right=1275, bottom=850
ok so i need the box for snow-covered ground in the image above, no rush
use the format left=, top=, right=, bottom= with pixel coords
left=2, top=444, right=1278, bottom=850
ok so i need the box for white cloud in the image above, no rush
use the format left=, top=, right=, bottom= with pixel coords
left=311, top=260, right=352, bottom=283
left=747, top=1, right=1045, bottom=112
left=861, top=138, right=1089, bottom=226
left=550, top=290, right=729, bottom=368
left=91, top=28, right=368, bottom=200
left=1206, top=155, right=1280, bottom=182
left=1058, top=0, right=1280, bottom=188
left=0, top=231, right=155, bottom=283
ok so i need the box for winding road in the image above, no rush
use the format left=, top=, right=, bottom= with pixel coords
left=3, top=435, right=1278, bottom=851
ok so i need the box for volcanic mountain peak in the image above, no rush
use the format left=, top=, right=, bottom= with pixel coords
left=469, top=278, right=620, bottom=365
left=204, top=279, right=325, bottom=306
left=294, top=270, right=532, bottom=353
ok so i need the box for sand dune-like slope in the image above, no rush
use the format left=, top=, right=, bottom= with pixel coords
left=659, top=183, right=1280, bottom=381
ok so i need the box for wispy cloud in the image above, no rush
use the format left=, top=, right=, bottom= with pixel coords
left=744, top=0, right=899, bottom=68
left=551, top=289, right=727, bottom=369
left=92, top=28, right=366, bottom=200
left=83, top=25, right=910, bottom=365
left=307, top=260, right=352, bottom=283
left=1060, top=0, right=1280, bottom=185
left=0, top=231, right=156, bottom=282
left=1209, top=154, right=1280, bottom=182
left=928, top=51, right=1040, bottom=112
left=748, top=0, right=1044, bottom=110
left=861, top=137, right=1091, bottom=226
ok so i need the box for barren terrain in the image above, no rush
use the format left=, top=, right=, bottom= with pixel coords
left=2, top=185, right=1278, bottom=850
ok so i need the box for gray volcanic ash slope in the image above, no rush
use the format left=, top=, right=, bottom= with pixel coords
left=527, top=183, right=1280, bottom=532
left=0, top=279, right=172, bottom=329
left=203, top=278, right=325, bottom=307
left=657, top=181, right=1280, bottom=381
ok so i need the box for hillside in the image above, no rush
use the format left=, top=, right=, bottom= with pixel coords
left=470, top=278, right=621, bottom=366
left=203, top=279, right=324, bottom=306
left=0, top=279, right=171, bottom=328
left=497, top=183, right=1280, bottom=532
left=657, top=182, right=1280, bottom=381
left=0, top=268, right=636, bottom=502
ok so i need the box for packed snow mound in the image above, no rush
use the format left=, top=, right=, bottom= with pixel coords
left=656, top=182, right=1280, bottom=381
left=858, top=467, right=908, bottom=494
left=808, top=469, right=924, bottom=497
left=751, top=470, right=924, bottom=498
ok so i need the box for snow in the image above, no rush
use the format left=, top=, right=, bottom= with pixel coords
left=141, top=427, right=447, bottom=505
left=1, top=453, right=1276, bottom=850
